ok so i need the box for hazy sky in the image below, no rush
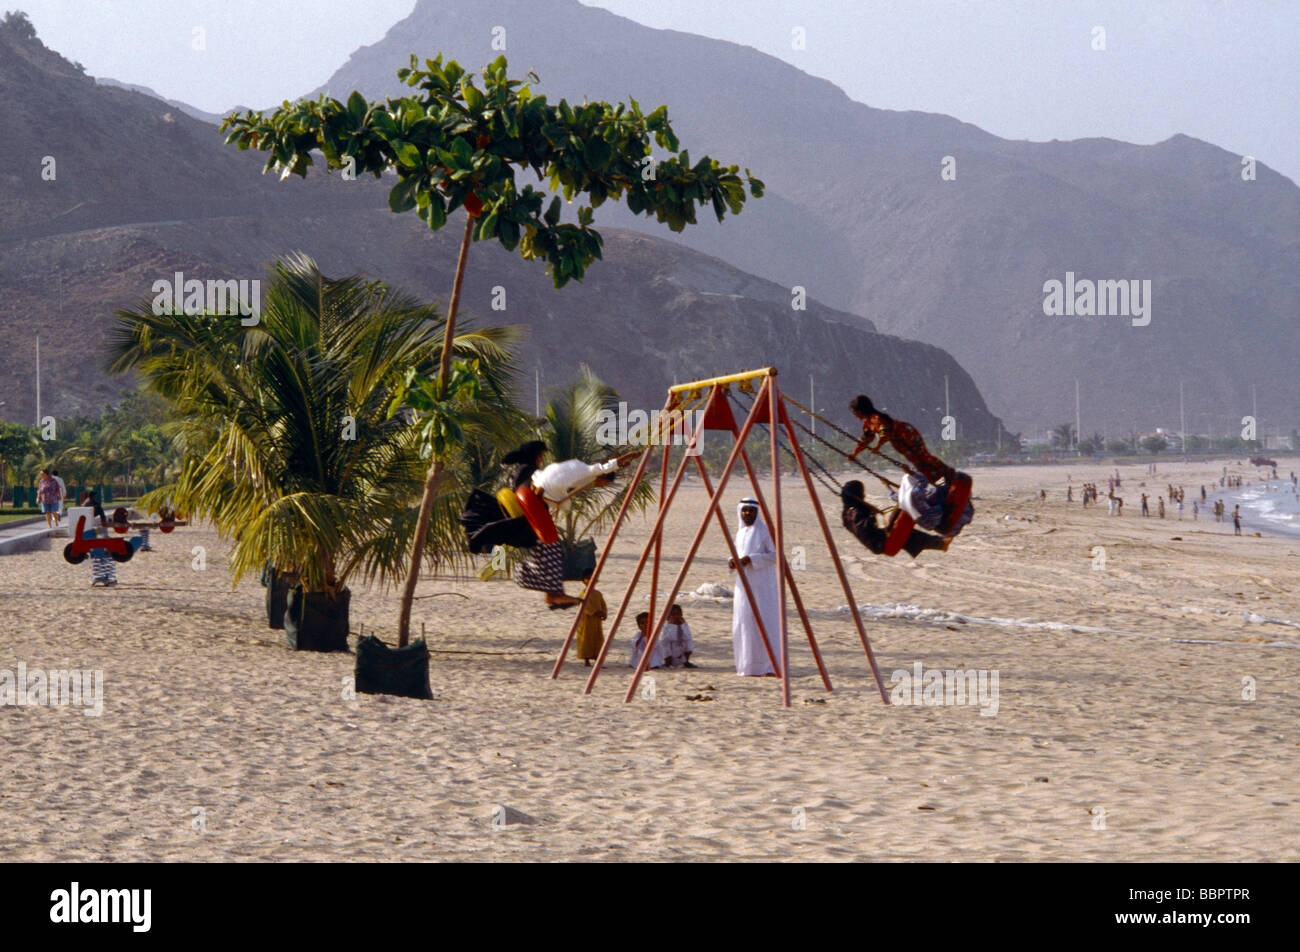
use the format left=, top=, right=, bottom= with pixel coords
left=15, top=0, right=1298, bottom=181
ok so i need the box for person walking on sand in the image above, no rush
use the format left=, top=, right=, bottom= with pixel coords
left=36, top=468, right=61, bottom=528
left=1141, top=493, right=1149, bottom=517
left=730, top=498, right=781, bottom=677
left=1158, top=496, right=1165, bottom=519
left=1233, top=505, right=1242, bottom=536
left=51, top=469, right=66, bottom=527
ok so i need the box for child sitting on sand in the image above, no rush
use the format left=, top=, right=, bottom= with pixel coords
left=629, top=611, right=664, bottom=670
left=661, top=604, right=696, bottom=668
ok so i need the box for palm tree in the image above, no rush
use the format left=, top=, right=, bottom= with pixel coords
left=105, top=254, right=521, bottom=630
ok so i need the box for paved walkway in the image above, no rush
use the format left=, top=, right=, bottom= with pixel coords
left=0, top=516, right=60, bottom=555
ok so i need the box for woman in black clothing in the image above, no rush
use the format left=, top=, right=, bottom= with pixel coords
left=840, top=480, right=948, bottom=559
left=502, top=441, right=581, bottom=608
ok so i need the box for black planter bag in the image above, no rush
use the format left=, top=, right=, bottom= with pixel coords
left=562, top=538, right=598, bottom=580
left=354, top=636, right=433, bottom=700
left=284, top=586, right=351, bottom=652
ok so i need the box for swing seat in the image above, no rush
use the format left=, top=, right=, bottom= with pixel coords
left=496, top=487, right=524, bottom=519
left=939, top=473, right=974, bottom=535
left=882, top=510, right=915, bottom=557
left=516, top=486, right=559, bottom=545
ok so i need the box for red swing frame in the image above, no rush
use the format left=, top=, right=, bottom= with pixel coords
left=549, top=369, right=890, bottom=708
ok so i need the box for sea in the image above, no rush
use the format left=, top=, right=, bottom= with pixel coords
left=1214, top=478, right=1300, bottom=539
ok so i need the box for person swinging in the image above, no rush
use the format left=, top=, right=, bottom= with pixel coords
left=847, top=395, right=973, bottom=536
left=500, top=441, right=639, bottom=609
left=840, top=481, right=950, bottom=558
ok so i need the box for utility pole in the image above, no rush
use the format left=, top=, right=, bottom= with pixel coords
left=1075, top=379, right=1080, bottom=453
left=1252, top=384, right=1259, bottom=450
left=1179, top=380, right=1186, bottom=454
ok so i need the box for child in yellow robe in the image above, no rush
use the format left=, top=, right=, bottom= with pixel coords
left=575, top=569, right=607, bottom=666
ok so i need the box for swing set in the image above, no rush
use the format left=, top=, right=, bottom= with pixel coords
left=550, top=367, right=898, bottom=708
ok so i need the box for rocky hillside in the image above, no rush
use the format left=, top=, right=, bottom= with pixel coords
left=312, top=0, right=1299, bottom=436
left=0, top=17, right=999, bottom=444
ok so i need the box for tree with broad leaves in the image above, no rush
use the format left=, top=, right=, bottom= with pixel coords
left=0, top=421, right=36, bottom=507
left=222, top=54, right=765, bottom=646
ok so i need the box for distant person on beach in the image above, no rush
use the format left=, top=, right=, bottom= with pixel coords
left=574, top=568, right=607, bottom=667
left=36, top=469, right=60, bottom=528
left=730, top=498, right=780, bottom=677
left=1177, top=497, right=1184, bottom=520
left=1067, top=486, right=1073, bottom=502
left=1158, top=497, right=1165, bottom=519
left=629, top=611, right=664, bottom=670
left=1233, top=506, right=1242, bottom=535
left=1201, top=485, right=1207, bottom=502
left=661, top=604, right=696, bottom=668
left=1192, top=501, right=1199, bottom=520
left=1141, top=493, right=1150, bottom=517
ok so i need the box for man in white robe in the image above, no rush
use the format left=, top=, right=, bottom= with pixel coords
left=729, top=499, right=782, bottom=676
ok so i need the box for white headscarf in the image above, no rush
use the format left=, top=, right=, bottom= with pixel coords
left=734, top=498, right=774, bottom=559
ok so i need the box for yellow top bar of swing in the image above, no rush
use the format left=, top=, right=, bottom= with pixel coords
left=667, top=367, right=777, bottom=395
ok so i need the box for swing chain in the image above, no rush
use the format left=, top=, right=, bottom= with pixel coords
left=783, top=394, right=914, bottom=479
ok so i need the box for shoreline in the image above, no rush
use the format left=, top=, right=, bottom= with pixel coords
left=1207, top=479, right=1300, bottom=541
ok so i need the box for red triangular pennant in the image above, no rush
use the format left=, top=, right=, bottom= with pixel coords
left=700, top=387, right=738, bottom=430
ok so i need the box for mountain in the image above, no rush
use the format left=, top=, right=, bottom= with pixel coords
left=310, top=0, right=1300, bottom=437
left=0, top=18, right=1000, bottom=446
left=93, top=77, right=235, bottom=125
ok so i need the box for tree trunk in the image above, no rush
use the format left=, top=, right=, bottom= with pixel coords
left=397, top=211, right=477, bottom=647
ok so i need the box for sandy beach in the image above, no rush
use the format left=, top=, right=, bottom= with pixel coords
left=2, top=459, right=1297, bottom=861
